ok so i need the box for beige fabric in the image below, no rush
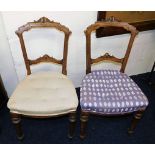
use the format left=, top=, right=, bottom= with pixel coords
left=7, top=72, right=78, bottom=116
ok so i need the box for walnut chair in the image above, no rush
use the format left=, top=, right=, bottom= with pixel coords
left=7, top=17, right=78, bottom=140
left=80, top=19, right=149, bottom=139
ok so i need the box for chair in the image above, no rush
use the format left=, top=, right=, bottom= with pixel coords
left=7, top=17, right=78, bottom=140
left=80, top=18, right=149, bottom=139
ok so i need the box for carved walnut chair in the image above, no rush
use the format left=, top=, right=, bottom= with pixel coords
left=80, top=20, right=149, bottom=139
left=7, top=17, right=78, bottom=140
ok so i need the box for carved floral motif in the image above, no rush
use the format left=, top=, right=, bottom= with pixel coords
left=91, top=52, right=123, bottom=64
left=16, top=17, right=71, bottom=35
left=29, top=54, right=63, bottom=65
left=34, top=17, right=52, bottom=23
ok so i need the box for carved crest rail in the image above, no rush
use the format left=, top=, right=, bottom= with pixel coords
left=16, top=17, right=71, bottom=75
left=85, top=21, right=138, bottom=74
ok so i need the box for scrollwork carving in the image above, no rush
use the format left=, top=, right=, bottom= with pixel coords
left=91, top=52, right=123, bottom=64
left=29, top=54, right=63, bottom=65
left=16, top=17, right=71, bottom=75
left=85, top=20, right=138, bottom=73
left=16, top=16, right=71, bottom=35
left=34, top=17, right=52, bottom=23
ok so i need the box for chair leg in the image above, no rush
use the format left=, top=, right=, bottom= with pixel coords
left=128, top=110, right=145, bottom=135
left=11, top=113, right=24, bottom=140
left=80, top=111, right=89, bottom=139
left=68, top=111, right=76, bottom=138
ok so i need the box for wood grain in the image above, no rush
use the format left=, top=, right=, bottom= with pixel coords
left=96, top=11, right=155, bottom=37
left=80, top=20, right=144, bottom=139
left=16, top=17, right=71, bottom=75
left=85, top=20, right=138, bottom=73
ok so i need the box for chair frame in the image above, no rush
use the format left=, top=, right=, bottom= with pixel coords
left=11, top=17, right=76, bottom=140
left=80, top=18, right=146, bottom=139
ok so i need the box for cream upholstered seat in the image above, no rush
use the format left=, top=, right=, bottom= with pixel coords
left=8, top=72, right=78, bottom=116
left=8, top=17, right=77, bottom=140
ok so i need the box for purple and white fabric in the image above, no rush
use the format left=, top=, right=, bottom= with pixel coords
left=80, top=70, right=148, bottom=115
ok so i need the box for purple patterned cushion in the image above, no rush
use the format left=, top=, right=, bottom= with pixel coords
left=80, top=70, right=148, bottom=114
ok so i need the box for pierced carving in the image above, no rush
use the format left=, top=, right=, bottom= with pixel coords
left=29, top=54, right=63, bottom=65
left=91, top=52, right=124, bottom=64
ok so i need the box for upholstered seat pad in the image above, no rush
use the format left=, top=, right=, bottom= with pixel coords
left=80, top=70, right=148, bottom=115
left=8, top=72, right=78, bottom=116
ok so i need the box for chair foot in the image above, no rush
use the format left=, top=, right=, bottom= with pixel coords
left=127, top=128, right=134, bottom=135
left=80, top=134, right=86, bottom=139
left=11, top=113, right=24, bottom=140
left=128, top=110, right=145, bottom=135
left=68, top=112, right=76, bottom=138
left=17, top=134, right=25, bottom=141
left=80, top=111, right=89, bottom=139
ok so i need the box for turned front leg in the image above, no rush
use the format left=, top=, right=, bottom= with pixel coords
left=11, top=113, right=24, bottom=140
left=68, top=111, right=76, bottom=138
left=128, top=110, right=145, bottom=134
left=80, top=111, right=89, bottom=139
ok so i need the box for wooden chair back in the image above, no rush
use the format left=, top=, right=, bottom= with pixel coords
left=16, top=17, right=72, bottom=75
left=85, top=18, right=138, bottom=74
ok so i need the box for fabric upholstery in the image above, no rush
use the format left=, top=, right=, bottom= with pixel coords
left=8, top=72, right=78, bottom=116
left=80, top=70, right=148, bottom=115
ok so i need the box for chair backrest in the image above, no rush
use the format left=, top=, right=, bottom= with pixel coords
left=16, top=17, right=72, bottom=75
left=85, top=18, right=138, bottom=74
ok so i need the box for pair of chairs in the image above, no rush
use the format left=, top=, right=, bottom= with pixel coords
left=7, top=17, right=149, bottom=140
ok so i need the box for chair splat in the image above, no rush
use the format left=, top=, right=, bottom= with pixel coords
left=28, top=54, right=63, bottom=65
left=91, top=52, right=124, bottom=64
left=16, top=17, right=71, bottom=75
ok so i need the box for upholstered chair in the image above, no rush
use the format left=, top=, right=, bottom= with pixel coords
left=80, top=19, right=149, bottom=139
left=7, top=17, right=78, bottom=140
